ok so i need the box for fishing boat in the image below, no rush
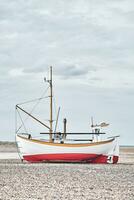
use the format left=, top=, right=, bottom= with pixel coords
left=16, top=66, right=119, bottom=163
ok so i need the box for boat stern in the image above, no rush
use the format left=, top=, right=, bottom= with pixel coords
left=91, top=136, right=119, bottom=164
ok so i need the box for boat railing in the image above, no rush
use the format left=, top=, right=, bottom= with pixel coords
left=64, top=139, right=93, bottom=142
left=40, top=132, right=106, bottom=135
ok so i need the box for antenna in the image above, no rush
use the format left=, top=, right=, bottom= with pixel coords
left=44, top=77, right=50, bottom=83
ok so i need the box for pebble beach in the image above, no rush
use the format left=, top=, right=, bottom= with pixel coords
left=0, top=143, right=134, bottom=200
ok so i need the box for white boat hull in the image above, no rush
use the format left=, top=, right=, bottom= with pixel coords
left=16, top=134, right=119, bottom=164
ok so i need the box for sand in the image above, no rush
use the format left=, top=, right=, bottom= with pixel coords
left=0, top=142, right=17, bottom=152
left=0, top=143, right=134, bottom=200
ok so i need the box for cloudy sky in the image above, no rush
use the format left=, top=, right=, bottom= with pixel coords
left=0, top=0, right=134, bottom=145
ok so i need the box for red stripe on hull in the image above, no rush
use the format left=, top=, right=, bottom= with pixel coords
left=23, top=153, right=119, bottom=164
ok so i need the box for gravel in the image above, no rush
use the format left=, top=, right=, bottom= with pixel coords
left=0, top=161, right=134, bottom=200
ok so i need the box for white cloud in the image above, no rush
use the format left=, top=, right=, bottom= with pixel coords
left=0, top=0, right=134, bottom=144
left=9, top=68, right=24, bottom=77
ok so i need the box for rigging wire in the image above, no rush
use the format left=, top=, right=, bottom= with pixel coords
left=16, top=86, right=50, bottom=133
left=16, top=109, right=28, bottom=134
left=17, top=86, right=50, bottom=106
left=17, top=96, right=49, bottom=106
left=15, top=107, right=23, bottom=161
left=52, top=88, right=60, bottom=133
left=15, top=107, right=17, bottom=134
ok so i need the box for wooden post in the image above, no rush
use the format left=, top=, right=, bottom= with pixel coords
left=63, top=118, right=67, bottom=140
left=49, top=66, right=53, bottom=142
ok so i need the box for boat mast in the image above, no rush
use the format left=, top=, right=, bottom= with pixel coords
left=49, top=66, right=53, bottom=142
